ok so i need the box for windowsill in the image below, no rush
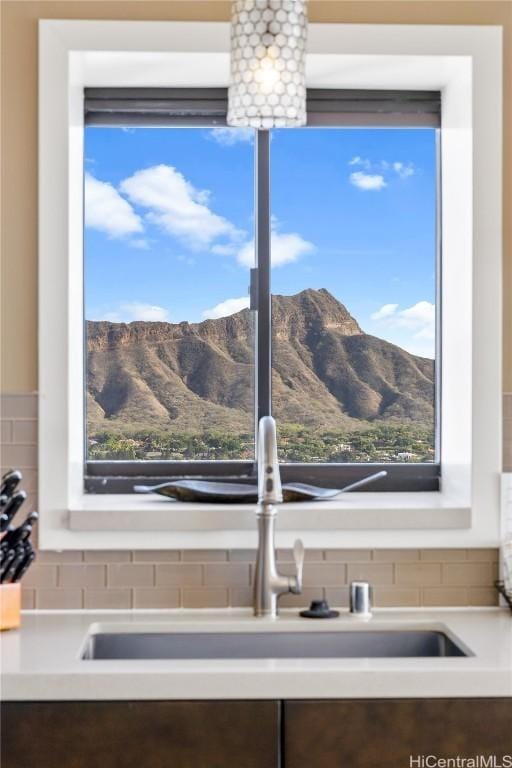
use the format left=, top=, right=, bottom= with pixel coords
left=68, top=492, right=471, bottom=532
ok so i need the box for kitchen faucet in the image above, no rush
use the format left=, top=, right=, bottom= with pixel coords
left=253, top=416, right=304, bottom=617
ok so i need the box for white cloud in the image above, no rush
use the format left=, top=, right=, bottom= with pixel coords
left=271, top=232, right=315, bottom=266
left=84, top=173, right=143, bottom=238
left=236, top=229, right=315, bottom=268
left=393, top=161, right=415, bottom=179
left=209, top=127, right=254, bottom=146
left=349, top=171, right=387, bottom=191
left=91, top=302, right=170, bottom=323
left=202, top=296, right=250, bottom=319
left=371, top=303, right=399, bottom=321
left=370, top=300, right=435, bottom=357
left=119, top=164, right=242, bottom=250
left=398, top=301, right=435, bottom=338
left=348, top=156, right=371, bottom=169
left=347, top=158, right=415, bottom=188
left=236, top=242, right=255, bottom=266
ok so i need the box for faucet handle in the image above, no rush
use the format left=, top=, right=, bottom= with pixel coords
left=290, top=538, right=304, bottom=594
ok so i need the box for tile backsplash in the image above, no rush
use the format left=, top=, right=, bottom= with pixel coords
left=1, top=394, right=502, bottom=610
left=21, top=547, right=498, bottom=611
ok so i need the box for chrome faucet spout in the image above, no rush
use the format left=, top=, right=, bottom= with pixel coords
left=253, top=417, right=303, bottom=618
left=257, top=416, right=283, bottom=505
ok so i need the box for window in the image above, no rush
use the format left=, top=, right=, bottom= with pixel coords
left=84, top=88, right=440, bottom=493
left=270, top=124, right=438, bottom=470
left=38, top=21, right=502, bottom=548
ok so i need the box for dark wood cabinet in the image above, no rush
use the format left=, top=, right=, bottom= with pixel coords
left=284, top=699, right=512, bottom=768
left=1, top=700, right=280, bottom=768
left=3, top=698, right=512, bottom=768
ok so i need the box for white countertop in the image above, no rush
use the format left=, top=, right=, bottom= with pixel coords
left=2, top=607, right=511, bottom=701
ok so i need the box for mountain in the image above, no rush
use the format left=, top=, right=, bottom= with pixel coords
left=86, top=288, right=434, bottom=434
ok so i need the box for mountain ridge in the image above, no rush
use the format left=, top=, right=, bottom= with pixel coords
left=86, top=288, right=434, bottom=435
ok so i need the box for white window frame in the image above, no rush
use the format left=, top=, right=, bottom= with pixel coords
left=38, top=20, right=502, bottom=550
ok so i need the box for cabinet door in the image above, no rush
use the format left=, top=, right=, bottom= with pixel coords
left=284, top=699, right=512, bottom=768
left=1, top=700, right=280, bottom=768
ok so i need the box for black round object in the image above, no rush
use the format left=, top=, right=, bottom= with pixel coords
left=299, top=599, right=340, bottom=619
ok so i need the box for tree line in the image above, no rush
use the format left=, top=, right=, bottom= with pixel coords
left=88, top=423, right=435, bottom=464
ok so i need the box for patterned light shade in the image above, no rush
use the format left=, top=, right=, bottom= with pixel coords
left=227, top=0, right=308, bottom=129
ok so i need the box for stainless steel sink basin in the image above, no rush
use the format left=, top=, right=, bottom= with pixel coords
left=82, top=630, right=468, bottom=660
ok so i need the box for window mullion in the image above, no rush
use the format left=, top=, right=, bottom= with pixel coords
left=255, top=130, right=272, bottom=428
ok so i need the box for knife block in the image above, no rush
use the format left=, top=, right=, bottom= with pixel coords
left=0, top=583, right=21, bottom=630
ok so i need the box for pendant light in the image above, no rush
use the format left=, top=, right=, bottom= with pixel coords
left=227, top=0, right=308, bottom=129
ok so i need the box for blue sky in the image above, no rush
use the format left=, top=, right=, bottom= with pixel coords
left=85, top=125, right=437, bottom=357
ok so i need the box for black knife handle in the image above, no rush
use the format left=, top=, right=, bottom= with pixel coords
left=0, top=470, right=23, bottom=498
left=0, top=549, right=18, bottom=582
left=0, top=491, right=27, bottom=532
left=11, top=550, right=36, bottom=583
left=8, top=524, right=33, bottom=549
left=3, top=547, right=27, bottom=583
left=0, top=545, right=25, bottom=583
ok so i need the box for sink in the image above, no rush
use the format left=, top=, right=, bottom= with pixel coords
left=82, top=629, right=468, bottom=660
